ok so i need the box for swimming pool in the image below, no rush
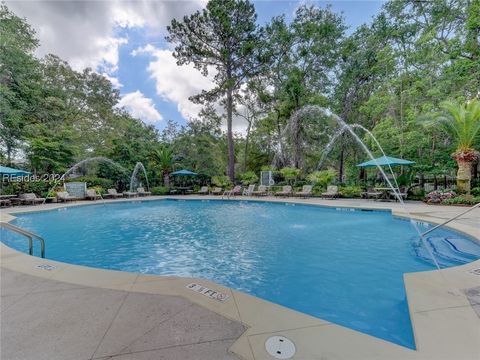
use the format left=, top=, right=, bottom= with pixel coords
left=2, top=199, right=479, bottom=349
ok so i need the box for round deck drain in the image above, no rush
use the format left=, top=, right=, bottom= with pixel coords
left=265, top=336, right=296, bottom=359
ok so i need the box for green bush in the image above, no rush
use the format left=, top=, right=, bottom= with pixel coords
left=151, top=186, right=170, bottom=195
left=211, top=175, right=232, bottom=188
left=280, top=167, right=300, bottom=184
left=240, top=171, right=259, bottom=185
left=306, top=169, right=337, bottom=187
left=441, top=195, right=480, bottom=205
left=65, top=176, right=113, bottom=190
left=471, top=187, right=480, bottom=197
left=1, top=180, right=51, bottom=197
left=339, top=185, right=363, bottom=198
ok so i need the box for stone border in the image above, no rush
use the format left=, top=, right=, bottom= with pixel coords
left=1, top=196, right=479, bottom=360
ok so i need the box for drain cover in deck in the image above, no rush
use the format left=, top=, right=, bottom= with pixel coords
left=265, top=336, right=296, bottom=359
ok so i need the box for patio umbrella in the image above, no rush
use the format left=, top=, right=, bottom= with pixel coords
left=170, top=169, right=198, bottom=176
left=0, top=165, right=31, bottom=176
left=356, top=156, right=415, bottom=168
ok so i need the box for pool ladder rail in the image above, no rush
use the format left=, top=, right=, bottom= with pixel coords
left=0, top=222, right=45, bottom=258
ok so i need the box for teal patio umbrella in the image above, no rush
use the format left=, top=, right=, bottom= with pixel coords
left=0, top=165, right=31, bottom=176
left=170, top=169, right=198, bottom=176
left=357, top=156, right=415, bottom=168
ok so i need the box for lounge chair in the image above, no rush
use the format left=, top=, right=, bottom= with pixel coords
left=274, top=185, right=292, bottom=197
left=224, top=185, right=242, bottom=197
left=19, top=193, right=45, bottom=205
left=211, top=187, right=223, bottom=195
left=105, top=189, right=123, bottom=199
left=56, top=191, right=77, bottom=202
left=321, top=185, right=339, bottom=199
left=389, top=188, right=407, bottom=201
left=252, top=185, right=268, bottom=196
left=197, top=186, right=209, bottom=195
left=137, top=187, right=151, bottom=197
left=0, top=199, right=11, bottom=207
left=243, top=184, right=255, bottom=196
left=86, top=189, right=101, bottom=200
left=123, top=191, right=137, bottom=198
left=295, top=185, right=313, bottom=198
left=362, top=188, right=382, bottom=200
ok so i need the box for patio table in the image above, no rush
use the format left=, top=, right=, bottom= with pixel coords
left=374, top=187, right=393, bottom=201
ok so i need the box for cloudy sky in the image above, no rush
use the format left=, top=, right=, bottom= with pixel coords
left=6, top=0, right=384, bottom=131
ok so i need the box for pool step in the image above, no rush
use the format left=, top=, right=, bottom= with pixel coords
left=414, top=236, right=480, bottom=268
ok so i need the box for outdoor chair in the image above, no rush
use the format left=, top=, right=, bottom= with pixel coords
left=274, top=185, right=292, bottom=197
left=295, top=185, right=313, bottom=198
left=211, top=187, right=223, bottom=195
left=243, top=184, right=255, bottom=196
left=363, top=188, right=382, bottom=200
left=321, top=185, right=339, bottom=199
left=196, top=186, right=209, bottom=195
left=105, top=189, right=123, bottom=199
left=389, top=187, right=408, bottom=201
left=123, top=191, right=137, bottom=198
left=224, top=185, right=242, bottom=197
left=252, top=185, right=268, bottom=196
left=19, top=193, right=45, bottom=205
left=86, top=189, right=101, bottom=200
left=56, top=191, right=77, bottom=202
left=137, top=187, right=151, bottom=196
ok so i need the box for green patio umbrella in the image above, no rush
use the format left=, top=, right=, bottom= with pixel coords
left=170, top=169, right=198, bottom=176
left=0, top=165, right=31, bottom=176
left=357, top=156, right=415, bottom=168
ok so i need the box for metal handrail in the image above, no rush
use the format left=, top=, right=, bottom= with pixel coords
left=0, top=222, right=45, bottom=258
left=421, top=202, right=480, bottom=237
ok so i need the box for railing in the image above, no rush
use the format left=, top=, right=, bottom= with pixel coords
left=0, top=222, right=45, bottom=258
left=421, top=202, right=480, bottom=237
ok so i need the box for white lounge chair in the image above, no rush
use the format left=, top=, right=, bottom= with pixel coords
left=105, top=189, right=123, bottom=199
left=274, top=185, right=292, bottom=197
left=137, top=187, right=151, bottom=196
left=321, top=185, right=339, bottom=199
left=56, top=191, right=77, bottom=202
left=252, top=185, right=268, bottom=196
left=197, top=186, right=209, bottom=195
left=295, top=185, right=313, bottom=198
left=86, top=189, right=101, bottom=200
left=19, top=193, right=45, bottom=205
left=211, top=187, right=223, bottom=195
left=243, top=184, right=255, bottom=196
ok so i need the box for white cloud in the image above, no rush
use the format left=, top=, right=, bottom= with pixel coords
left=117, top=91, right=163, bottom=123
left=133, top=45, right=215, bottom=120
left=5, top=0, right=204, bottom=74
left=102, top=73, right=123, bottom=89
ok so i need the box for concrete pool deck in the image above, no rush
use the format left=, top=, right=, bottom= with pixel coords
left=1, top=196, right=479, bottom=359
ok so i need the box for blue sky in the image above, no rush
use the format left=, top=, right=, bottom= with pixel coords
left=9, top=0, right=385, bottom=132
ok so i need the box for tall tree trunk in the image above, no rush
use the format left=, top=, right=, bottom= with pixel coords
left=226, top=87, right=235, bottom=182
left=163, top=171, right=170, bottom=187
left=243, top=120, right=251, bottom=173
left=456, top=160, right=472, bottom=193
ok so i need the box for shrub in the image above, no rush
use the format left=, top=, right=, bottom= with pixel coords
left=425, top=189, right=456, bottom=204
left=471, top=187, right=480, bottom=197
left=151, top=186, right=170, bottom=195
left=211, top=175, right=232, bottom=188
left=306, top=169, right=337, bottom=187
left=65, top=176, right=113, bottom=190
left=240, top=171, right=259, bottom=185
left=339, top=185, right=363, bottom=198
left=1, top=180, right=51, bottom=197
left=280, top=167, right=300, bottom=184
left=441, top=195, right=480, bottom=205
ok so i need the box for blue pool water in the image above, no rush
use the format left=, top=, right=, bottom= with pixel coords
left=2, top=199, right=479, bottom=348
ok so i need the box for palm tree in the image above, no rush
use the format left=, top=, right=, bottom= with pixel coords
left=151, top=146, right=174, bottom=187
left=433, top=98, right=480, bottom=193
